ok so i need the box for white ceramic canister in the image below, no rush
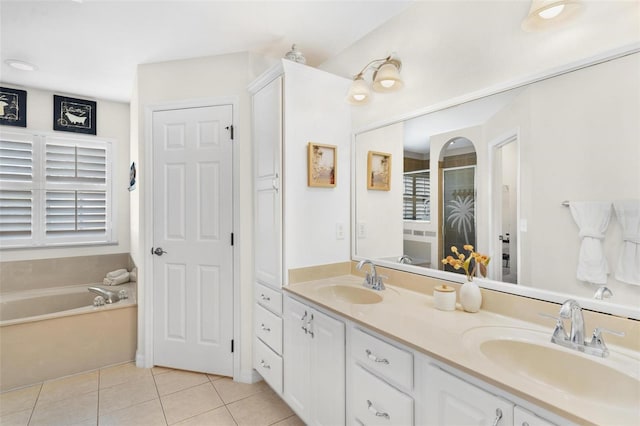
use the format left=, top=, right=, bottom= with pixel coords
left=433, top=285, right=456, bottom=311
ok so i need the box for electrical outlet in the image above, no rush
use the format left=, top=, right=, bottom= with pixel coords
left=336, top=222, right=345, bottom=240
left=357, top=222, right=367, bottom=239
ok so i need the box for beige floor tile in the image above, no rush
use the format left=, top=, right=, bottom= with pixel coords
left=160, top=382, right=224, bottom=425
left=152, top=366, right=173, bottom=375
left=0, top=384, right=40, bottom=416
left=174, top=406, right=237, bottom=426
left=226, top=389, right=293, bottom=426
left=0, top=408, right=32, bottom=426
left=271, top=414, right=305, bottom=426
left=212, top=378, right=270, bottom=404
left=99, top=375, right=158, bottom=415
left=154, top=370, right=210, bottom=396
left=29, top=390, right=98, bottom=426
left=100, top=362, right=152, bottom=389
left=207, top=373, right=227, bottom=382
left=99, top=398, right=167, bottom=426
left=38, top=371, right=99, bottom=404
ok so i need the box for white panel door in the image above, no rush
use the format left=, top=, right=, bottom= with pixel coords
left=253, top=77, right=282, bottom=288
left=153, top=105, right=233, bottom=376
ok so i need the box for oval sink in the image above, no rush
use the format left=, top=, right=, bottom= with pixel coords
left=316, top=285, right=383, bottom=305
left=464, top=326, right=640, bottom=409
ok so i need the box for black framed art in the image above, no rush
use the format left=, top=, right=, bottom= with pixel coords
left=0, top=87, right=27, bottom=127
left=53, top=95, right=97, bottom=135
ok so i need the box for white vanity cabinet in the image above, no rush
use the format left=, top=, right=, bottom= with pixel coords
left=513, top=407, right=557, bottom=426
left=422, top=364, right=514, bottom=425
left=283, top=294, right=346, bottom=426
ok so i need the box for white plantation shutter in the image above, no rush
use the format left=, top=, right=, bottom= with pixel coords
left=0, top=133, right=35, bottom=245
left=0, top=130, right=113, bottom=248
left=403, top=170, right=431, bottom=221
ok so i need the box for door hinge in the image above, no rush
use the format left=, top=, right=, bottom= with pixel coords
left=225, top=124, right=234, bottom=140
left=231, top=232, right=234, bottom=246
left=231, top=339, right=234, bottom=353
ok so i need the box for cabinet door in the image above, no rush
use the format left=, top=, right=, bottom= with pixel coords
left=283, top=295, right=312, bottom=422
left=253, top=76, right=283, bottom=287
left=514, top=406, right=557, bottom=426
left=310, top=308, right=345, bottom=426
left=424, top=365, right=513, bottom=426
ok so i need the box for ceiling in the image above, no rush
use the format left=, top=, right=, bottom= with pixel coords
left=0, top=0, right=412, bottom=103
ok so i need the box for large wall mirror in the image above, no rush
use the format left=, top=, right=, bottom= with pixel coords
left=353, top=50, right=639, bottom=317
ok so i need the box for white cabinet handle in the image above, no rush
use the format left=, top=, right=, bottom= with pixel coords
left=260, top=359, right=271, bottom=369
left=492, top=408, right=503, bottom=426
left=365, top=349, right=389, bottom=364
left=260, top=294, right=270, bottom=301
left=367, top=400, right=390, bottom=420
left=308, top=313, right=314, bottom=338
left=260, top=323, right=271, bottom=332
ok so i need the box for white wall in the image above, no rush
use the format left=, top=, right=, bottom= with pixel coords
left=0, top=85, right=130, bottom=261
left=131, top=53, right=255, bottom=379
left=354, top=122, right=404, bottom=260
left=282, top=61, right=353, bottom=271
left=320, top=1, right=640, bottom=129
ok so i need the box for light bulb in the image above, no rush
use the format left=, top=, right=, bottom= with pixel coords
left=380, top=80, right=395, bottom=89
left=538, top=4, right=565, bottom=19
left=353, top=94, right=366, bottom=101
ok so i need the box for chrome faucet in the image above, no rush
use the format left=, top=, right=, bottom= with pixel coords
left=88, top=286, right=120, bottom=304
left=559, top=299, right=585, bottom=345
left=541, top=299, right=625, bottom=358
left=398, top=254, right=413, bottom=264
left=594, top=286, right=613, bottom=300
left=356, top=259, right=385, bottom=291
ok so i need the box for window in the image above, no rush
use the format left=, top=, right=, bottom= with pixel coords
left=0, top=130, right=114, bottom=248
left=403, top=170, right=430, bottom=221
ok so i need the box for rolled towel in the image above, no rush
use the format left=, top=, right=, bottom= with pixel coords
left=103, top=272, right=130, bottom=286
left=106, top=268, right=128, bottom=278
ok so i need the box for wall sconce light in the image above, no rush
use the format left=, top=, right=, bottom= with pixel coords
left=522, top=0, right=583, bottom=31
left=346, top=55, right=403, bottom=105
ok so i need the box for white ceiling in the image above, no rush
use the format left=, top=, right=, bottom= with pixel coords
left=0, top=0, right=413, bottom=103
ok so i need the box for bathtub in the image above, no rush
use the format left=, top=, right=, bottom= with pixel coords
left=0, top=283, right=138, bottom=391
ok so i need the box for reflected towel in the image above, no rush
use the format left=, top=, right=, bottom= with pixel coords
left=103, top=272, right=130, bottom=286
left=614, top=200, right=640, bottom=286
left=569, top=201, right=612, bottom=284
left=106, top=269, right=128, bottom=278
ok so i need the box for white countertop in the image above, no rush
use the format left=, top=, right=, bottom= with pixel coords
left=284, top=275, right=640, bottom=426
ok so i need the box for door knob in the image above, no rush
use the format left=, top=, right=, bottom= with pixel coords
left=151, top=247, right=167, bottom=256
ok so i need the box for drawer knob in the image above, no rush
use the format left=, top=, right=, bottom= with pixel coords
left=365, top=349, right=390, bottom=365
left=260, top=294, right=271, bottom=301
left=260, top=359, right=271, bottom=369
left=367, top=400, right=390, bottom=420
left=260, top=323, right=271, bottom=332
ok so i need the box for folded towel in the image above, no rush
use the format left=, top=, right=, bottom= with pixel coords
left=103, top=272, right=130, bottom=286
left=106, top=269, right=128, bottom=278
left=614, top=200, right=640, bottom=286
left=569, top=201, right=612, bottom=284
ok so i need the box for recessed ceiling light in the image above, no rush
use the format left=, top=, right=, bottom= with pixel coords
left=5, top=59, right=38, bottom=72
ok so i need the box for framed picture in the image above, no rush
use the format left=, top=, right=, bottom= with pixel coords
left=53, top=95, right=97, bottom=135
left=0, top=87, right=27, bottom=127
left=367, top=151, right=392, bottom=191
left=307, top=142, right=337, bottom=188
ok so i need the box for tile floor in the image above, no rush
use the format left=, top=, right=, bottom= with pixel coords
left=0, top=363, right=303, bottom=426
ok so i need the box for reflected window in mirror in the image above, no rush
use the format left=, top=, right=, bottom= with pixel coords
left=403, top=170, right=430, bottom=221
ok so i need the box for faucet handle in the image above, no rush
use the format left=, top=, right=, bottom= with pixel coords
left=591, top=327, right=625, bottom=343
left=538, top=312, right=568, bottom=341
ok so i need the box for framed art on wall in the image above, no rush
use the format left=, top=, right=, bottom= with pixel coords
left=308, top=142, right=337, bottom=188
left=53, top=95, right=97, bottom=135
left=367, top=150, right=391, bottom=191
left=0, top=87, right=27, bottom=127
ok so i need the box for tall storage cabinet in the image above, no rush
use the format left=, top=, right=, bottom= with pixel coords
left=249, top=60, right=351, bottom=401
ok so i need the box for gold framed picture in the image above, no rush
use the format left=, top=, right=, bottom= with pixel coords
left=308, top=142, right=337, bottom=188
left=367, top=151, right=391, bottom=191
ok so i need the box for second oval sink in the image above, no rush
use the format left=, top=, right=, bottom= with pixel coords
left=316, top=285, right=383, bottom=304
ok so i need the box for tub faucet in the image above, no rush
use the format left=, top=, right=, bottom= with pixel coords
left=559, top=299, right=585, bottom=345
left=356, top=259, right=385, bottom=291
left=88, top=286, right=119, bottom=304
left=398, top=254, right=413, bottom=264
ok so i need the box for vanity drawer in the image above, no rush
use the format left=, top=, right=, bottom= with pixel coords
left=352, top=327, right=413, bottom=390
left=352, top=364, right=413, bottom=426
left=255, top=282, right=283, bottom=315
left=254, top=337, right=283, bottom=394
left=255, top=304, right=283, bottom=354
